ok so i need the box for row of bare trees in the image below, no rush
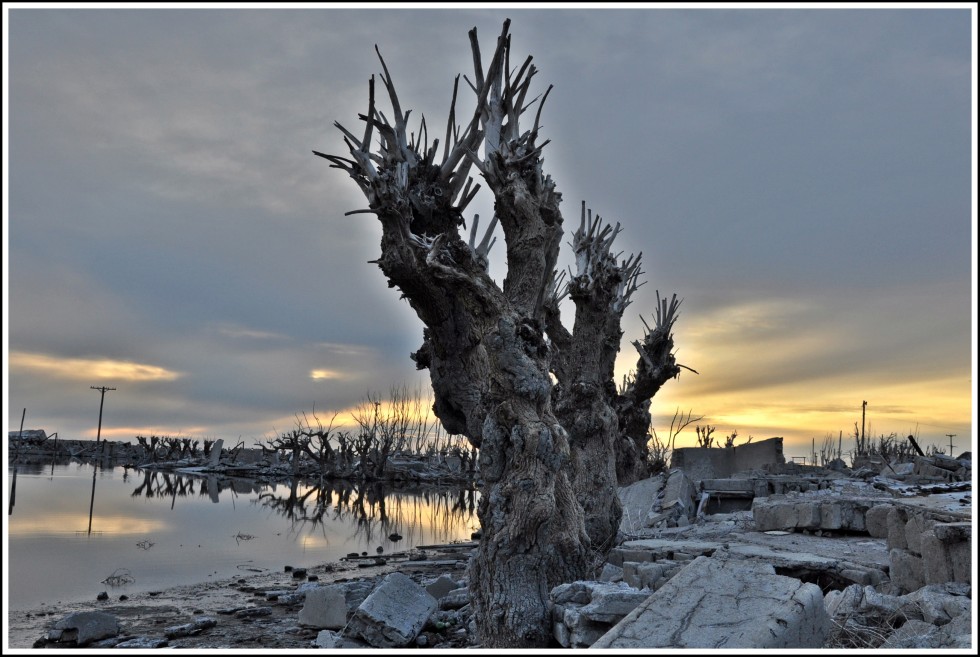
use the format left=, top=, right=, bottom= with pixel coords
left=256, top=386, right=478, bottom=482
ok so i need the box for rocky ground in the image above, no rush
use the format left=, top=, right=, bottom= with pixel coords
left=7, top=438, right=973, bottom=650
left=8, top=544, right=476, bottom=650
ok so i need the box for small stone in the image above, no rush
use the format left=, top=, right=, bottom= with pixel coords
left=416, top=634, right=429, bottom=647
left=97, top=592, right=109, bottom=601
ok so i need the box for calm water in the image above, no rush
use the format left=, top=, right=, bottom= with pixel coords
left=5, top=461, right=477, bottom=610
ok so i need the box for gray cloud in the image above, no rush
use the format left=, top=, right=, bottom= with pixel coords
left=5, top=6, right=974, bottom=455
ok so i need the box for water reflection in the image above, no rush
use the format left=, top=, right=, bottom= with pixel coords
left=254, top=478, right=478, bottom=548
left=7, top=462, right=478, bottom=610
left=123, top=469, right=480, bottom=549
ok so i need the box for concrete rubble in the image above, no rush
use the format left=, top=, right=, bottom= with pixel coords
left=591, top=557, right=830, bottom=649
left=346, top=572, right=438, bottom=647
left=18, top=437, right=973, bottom=650
left=45, top=611, right=120, bottom=647
left=549, top=581, right=652, bottom=647
left=580, top=439, right=973, bottom=649
left=297, top=580, right=373, bottom=629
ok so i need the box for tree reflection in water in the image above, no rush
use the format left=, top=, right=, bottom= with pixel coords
left=256, top=476, right=478, bottom=548
left=127, top=469, right=477, bottom=548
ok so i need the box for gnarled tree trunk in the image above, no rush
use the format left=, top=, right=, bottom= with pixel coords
left=317, top=20, right=688, bottom=647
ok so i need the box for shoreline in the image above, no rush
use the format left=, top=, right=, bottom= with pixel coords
left=6, top=543, right=476, bottom=650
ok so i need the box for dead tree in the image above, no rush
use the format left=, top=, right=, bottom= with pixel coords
left=316, top=20, right=686, bottom=647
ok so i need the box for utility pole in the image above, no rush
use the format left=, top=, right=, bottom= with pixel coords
left=90, top=386, right=116, bottom=446
left=945, top=434, right=956, bottom=456
left=861, top=401, right=867, bottom=443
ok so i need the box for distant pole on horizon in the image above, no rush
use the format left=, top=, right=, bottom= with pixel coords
left=90, top=386, right=116, bottom=446
left=861, top=401, right=867, bottom=443
left=946, top=434, right=956, bottom=455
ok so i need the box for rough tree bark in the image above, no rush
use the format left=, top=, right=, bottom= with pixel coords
left=316, top=20, right=687, bottom=647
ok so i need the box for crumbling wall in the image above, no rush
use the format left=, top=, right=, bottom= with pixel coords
left=671, top=437, right=784, bottom=481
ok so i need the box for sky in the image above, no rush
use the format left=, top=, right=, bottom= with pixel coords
left=3, top=4, right=977, bottom=461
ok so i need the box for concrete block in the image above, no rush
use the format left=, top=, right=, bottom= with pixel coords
left=796, top=502, right=821, bottom=529
left=904, top=513, right=931, bottom=555
left=553, top=618, right=571, bottom=647
left=598, top=563, right=624, bottom=583
left=610, top=548, right=655, bottom=565
left=839, top=568, right=873, bottom=586
left=701, top=478, right=755, bottom=492
left=313, top=630, right=370, bottom=648
left=622, top=562, right=665, bottom=590
left=865, top=504, right=891, bottom=538
left=860, top=586, right=903, bottom=617
left=947, top=542, right=970, bottom=583
left=933, top=522, right=970, bottom=543
left=618, top=475, right=664, bottom=533
left=50, top=612, right=121, bottom=646
left=886, top=507, right=909, bottom=550
left=592, top=557, right=829, bottom=649
left=569, top=623, right=608, bottom=647
left=843, top=500, right=869, bottom=532
left=889, top=548, right=925, bottom=595
left=824, top=583, right=863, bottom=618
left=920, top=530, right=954, bottom=585
left=820, top=503, right=843, bottom=530
left=662, top=470, right=697, bottom=518
left=900, top=584, right=970, bottom=625
left=298, top=586, right=348, bottom=629
left=578, top=583, right=650, bottom=623
left=551, top=582, right=592, bottom=606
left=751, top=498, right=797, bottom=531
left=348, top=572, right=437, bottom=647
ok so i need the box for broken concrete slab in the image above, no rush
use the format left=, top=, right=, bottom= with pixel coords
left=550, top=580, right=651, bottom=648
left=670, top=437, right=785, bottom=481
left=660, top=469, right=698, bottom=521
left=297, top=586, right=348, bottom=629
left=598, top=563, right=623, bottom=583
left=751, top=495, right=877, bottom=533
left=864, top=503, right=892, bottom=538
left=618, top=475, right=664, bottom=533
left=613, top=537, right=722, bottom=564
left=348, top=572, right=437, bottom=648
left=48, top=612, right=120, bottom=646
left=164, top=616, right=217, bottom=639
left=313, top=629, right=370, bottom=649
left=591, top=557, right=829, bottom=649
left=622, top=562, right=667, bottom=590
